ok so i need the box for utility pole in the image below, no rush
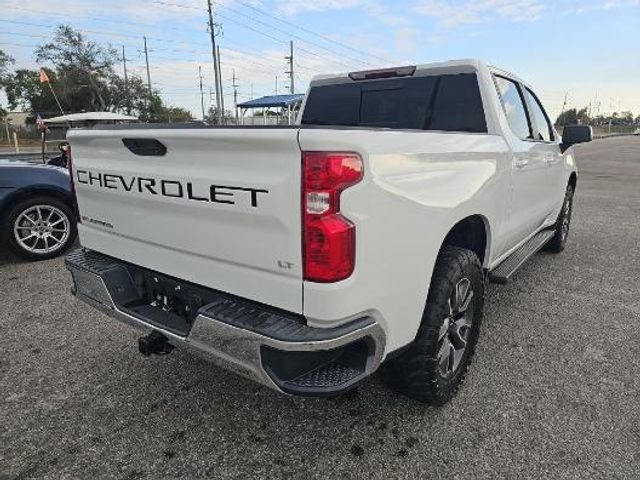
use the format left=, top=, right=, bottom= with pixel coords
left=559, top=92, right=568, bottom=120
left=207, top=0, right=223, bottom=124
left=285, top=41, right=294, bottom=94
left=232, top=69, right=239, bottom=123
left=250, top=84, right=254, bottom=100
left=143, top=36, right=152, bottom=93
left=217, top=45, right=225, bottom=117
left=275, top=76, right=278, bottom=95
left=143, top=36, right=153, bottom=112
left=122, top=46, right=130, bottom=115
left=198, top=65, right=206, bottom=121
left=609, top=98, right=615, bottom=134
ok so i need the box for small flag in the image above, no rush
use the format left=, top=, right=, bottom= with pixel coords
left=39, top=69, right=50, bottom=83
left=36, top=113, right=46, bottom=130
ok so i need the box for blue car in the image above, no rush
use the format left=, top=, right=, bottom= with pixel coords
left=0, top=160, right=77, bottom=260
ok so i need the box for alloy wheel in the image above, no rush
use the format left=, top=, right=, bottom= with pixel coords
left=13, top=204, right=71, bottom=255
left=560, top=193, right=572, bottom=241
left=437, top=277, right=474, bottom=377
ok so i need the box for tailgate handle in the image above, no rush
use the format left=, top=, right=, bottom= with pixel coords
left=122, top=138, right=167, bottom=156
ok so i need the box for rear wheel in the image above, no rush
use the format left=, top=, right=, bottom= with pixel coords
left=380, top=246, right=484, bottom=406
left=544, top=185, right=574, bottom=253
left=4, top=196, right=77, bottom=261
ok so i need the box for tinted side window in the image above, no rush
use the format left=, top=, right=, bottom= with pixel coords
left=301, top=82, right=359, bottom=126
left=524, top=88, right=553, bottom=142
left=494, top=76, right=531, bottom=139
left=429, top=74, right=487, bottom=133
left=301, top=73, right=487, bottom=133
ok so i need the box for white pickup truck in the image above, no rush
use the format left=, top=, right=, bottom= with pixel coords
left=65, top=59, right=592, bottom=405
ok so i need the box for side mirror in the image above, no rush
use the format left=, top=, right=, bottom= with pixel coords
left=561, top=124, right=593, bottom=153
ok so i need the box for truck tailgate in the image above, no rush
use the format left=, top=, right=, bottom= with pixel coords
left=67, top=127, right=303, bottom=313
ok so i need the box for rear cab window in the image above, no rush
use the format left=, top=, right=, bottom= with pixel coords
left=301, top=73, right=487, bottom=133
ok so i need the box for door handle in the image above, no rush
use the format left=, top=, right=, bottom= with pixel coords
left=514, top=159, right=529, bottom=169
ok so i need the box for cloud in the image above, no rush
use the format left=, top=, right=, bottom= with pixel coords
left=413, top=0, right=545, bottom=27
left=575, top=0, right=639, bottom=14
left=393, top=27, right=423, bottom=56
left=275, top=0, right=366, bottom=16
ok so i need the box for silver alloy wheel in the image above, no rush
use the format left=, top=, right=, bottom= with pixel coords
left=13, top=204, right=71, bottom=255
left=437, top=277, right=474, bottom=377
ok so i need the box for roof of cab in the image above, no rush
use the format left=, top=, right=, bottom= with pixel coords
left=309, top=59, right=487, bottom=85
left=308, top=58, right=530, bottom=90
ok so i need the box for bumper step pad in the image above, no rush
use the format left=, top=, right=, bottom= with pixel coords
left=287, top=363, right=362, bottom=389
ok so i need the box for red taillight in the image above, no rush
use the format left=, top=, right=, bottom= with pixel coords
left=302, top=151, right=363, bottom=282
left=67, top=146, right=81, bottom=222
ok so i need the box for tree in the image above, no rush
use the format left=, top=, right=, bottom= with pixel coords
left=619, top=111, right=634, bottom=125
left=153, top=106, right=193, bottom=123
left=109, top=73, right=150, bottom=117
left=34, top=25, right=118, bottom=112
left=0, top=49, right=15, bottom=118
left=0, top=50, right=14, bottom=82
left=127, top=87, right=193, bottom=123
left=205, top=106, right=234, bottom=124
left=3, top=25, right=194, bottom=123
left=555, top=107, right=589, bottom=127
left=3, top=68, right=59, bottom=116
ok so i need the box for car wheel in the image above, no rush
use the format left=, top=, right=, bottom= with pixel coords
left=4, top=196, right=77, bottom=261
left=543, top=184, right=574, bottom=254
left=380, top=246, right=484, bottom=406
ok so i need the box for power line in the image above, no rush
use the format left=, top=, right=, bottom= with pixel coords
left=142, top=1, right=362, bottom=70
left=0, top=27, right=285, bottom=78
left=0, top=41, right=40, bottom=48
left=211, top=3, right=374, bottom=68
left=220, top=0, right=393, bottom=64
left=0, top=33, right=312, bottom=85
left=149, top=0, right=202, bottom=11
left=295, top=59, right=322, bottom=74
left=7, top=1, right=391, bottom=76
left=213, top=11, right=356, bottom=70
left=11, top=1, right=391, bottom=69
left=8, top=5, right=203, bottom=37
left=0, top=17, right=323, bottom=78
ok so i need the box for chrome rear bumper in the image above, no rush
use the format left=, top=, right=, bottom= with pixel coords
left=66, top=249, right=385, bottom=396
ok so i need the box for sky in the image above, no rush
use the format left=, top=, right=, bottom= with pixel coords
left=1, top=0, right=639, bottom=121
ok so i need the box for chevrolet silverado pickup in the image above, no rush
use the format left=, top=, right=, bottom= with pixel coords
left=65, top=59, right=592, bottom=405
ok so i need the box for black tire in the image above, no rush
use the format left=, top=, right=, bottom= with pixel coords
left=380, top=246, right=484, bottom=406
left=3, top=195, right=77, bottom=261
left=543, top=185, right=574, bottom=254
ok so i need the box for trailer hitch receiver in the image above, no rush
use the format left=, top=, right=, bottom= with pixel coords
left=138, top=331, right=175, bottom=356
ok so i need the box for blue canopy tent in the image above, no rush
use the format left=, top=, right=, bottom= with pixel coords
left=237, top=94, right=304, bottom=125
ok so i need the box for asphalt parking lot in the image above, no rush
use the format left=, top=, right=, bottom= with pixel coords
left=1, top=136, right=639, bottom=479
